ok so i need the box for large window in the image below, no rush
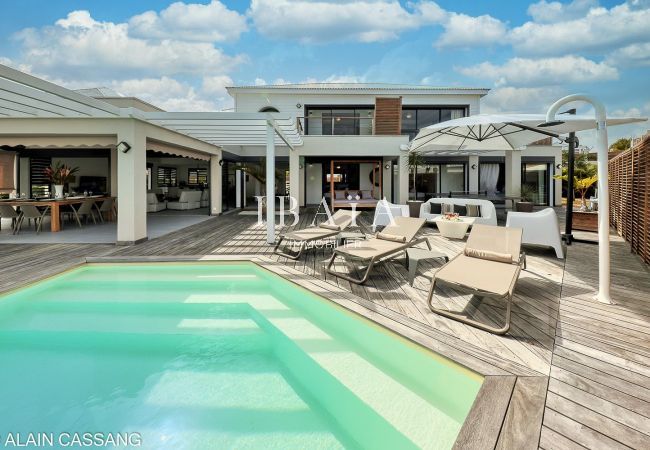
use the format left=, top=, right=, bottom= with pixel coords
left=188, top=168, right=208, bottom=186
left=305, top=107, right=374, bottom=135
left=522, top=163, right=550, bottom=206
left=30, top=156, right=52, bottom=198
left=157, top=166, right=177, bottom=187
left=401, top=107, right=468, bottom=140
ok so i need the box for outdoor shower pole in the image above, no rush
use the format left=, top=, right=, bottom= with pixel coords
left=546, top=94, right=611, bottom=304
left=565, top=131, right=575, bottom=245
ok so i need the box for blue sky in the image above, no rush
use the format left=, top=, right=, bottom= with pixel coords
left=1, top=0, right=649, bottom=144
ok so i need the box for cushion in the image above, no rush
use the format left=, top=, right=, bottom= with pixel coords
left=466, top=204, right=482, bottom=217
left=464, top=247, right=513, bottom=264
left=429, top=203, right=442, bottom=214
left=376, top=232, right=407, bottom=243
left=357, top=190, right=363, bottom=199
left=455, top=205, right=467, bottom=216
left=319, top=223, right=341, bottom=231
left=441, top=203, right=454, bottom=214
left=156, top=194, right=165, bottom=202
left=361, top=190, right=373, bottom=199
left=335, top=191, right=346, bottom=200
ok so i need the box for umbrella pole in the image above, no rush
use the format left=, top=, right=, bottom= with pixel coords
left=564, top=131, right=576, bottom=245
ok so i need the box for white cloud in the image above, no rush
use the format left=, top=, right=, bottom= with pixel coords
left=509, top=3, right=650, bottom=55
left=606, top=42, right=650, bottom=67
left=481, top=86, right=565, bottom=113
left=202, top=75, right=233, bottom=96
left=526, top=0, right=598, bottom=23
left=14, top=10, right=246, bottom=79
left=611, top=106, right=642, bottom=117
left=435, top=13, right=507, bottom=48
left=129, top=1, right=247, bottom=42
left=248, top=0, right=429, bottom=43
left=458, top=56, right=619, bottom=86
left=112, top=76, right=231, bottom=111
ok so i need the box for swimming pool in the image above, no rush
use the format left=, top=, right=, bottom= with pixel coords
left=0, top=262, right=482, bottom=449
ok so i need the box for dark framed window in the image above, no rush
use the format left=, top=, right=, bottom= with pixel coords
left=188, top=168, right=208, bottom=186
left=305, top=106, right=374, bottom=136
left=401, top=106, right=469, bottom=140
left=30, top=156, right=52, bottom=198
left=157, top=166, right=177, bottom=187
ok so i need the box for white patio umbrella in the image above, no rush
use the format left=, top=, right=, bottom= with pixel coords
left=409, top=106, right=647, bottom=305
left=409, top=113, right=646, bottom=153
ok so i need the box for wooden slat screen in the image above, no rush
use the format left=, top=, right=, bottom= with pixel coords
left=609, top=134, right=650, bottom=265
left=374, top=97, right=402, bottom=135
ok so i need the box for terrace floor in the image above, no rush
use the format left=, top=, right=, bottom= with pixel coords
left=1, top=208, right=648, bottom=449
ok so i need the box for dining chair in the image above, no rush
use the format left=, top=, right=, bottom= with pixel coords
left=97, top=198, right=116, bottom=222
left=14, top=205, right=50, bottom=234
left=0, top=204, right=19, bottom=232
left=71, top=199, right=98, bottom=227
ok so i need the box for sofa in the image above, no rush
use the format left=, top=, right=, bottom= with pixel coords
left=419, top=198, right=497, bottom=226
left=372, top=199, right=409, bottom=231
left=167, top=190, right=202, bottom=210
left=506, top=208, right=564, bottom=258
left=147, top=193, right=166, bottom=212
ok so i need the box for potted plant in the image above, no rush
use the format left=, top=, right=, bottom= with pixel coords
left=515, top=184, right=536, bottom=212
left=44, top=162, right=79, bottom=198
left=574, top=175, right=598, bottom=211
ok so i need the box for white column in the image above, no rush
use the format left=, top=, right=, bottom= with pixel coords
left=468, top=155, right=479, bottom=193
left=116, top=121, right=147, bottom=245
left=398, top=154, right=409, bottom=203
left=235, top=170, right=243, bottom=208
left=110, top=147, right=118, bottom=196
left=299, top=159, right=305, bottom=207
left=505, top=150, right=522, bottom=198
left=210, top=153, right=222, bottom=215
left=266, top=123, right=275, bottom=244
left=383, top=158, right=392, bottom=201
left=289, top=150, right=300, bottom=207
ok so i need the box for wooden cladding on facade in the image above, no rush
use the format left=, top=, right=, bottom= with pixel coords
left=609, top=133, right=650, bottom=265
left=374, top=97, right=402, bottom=135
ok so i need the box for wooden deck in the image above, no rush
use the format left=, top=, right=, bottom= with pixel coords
left=1, top=208, right=649, bottom=449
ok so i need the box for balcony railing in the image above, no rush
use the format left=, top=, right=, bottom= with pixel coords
left=298, top=116, right=375, bottom=136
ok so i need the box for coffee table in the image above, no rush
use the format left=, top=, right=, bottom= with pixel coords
left=406, top=248, right=449, bottom=285
left=433, top=217, right=475, bottom=239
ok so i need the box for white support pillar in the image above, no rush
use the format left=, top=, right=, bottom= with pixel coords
left=505, top=150, right=522, bottom=198
left=398, top=154, right=409, bottom=203
left=289, top=150, right=300, bottom=208
left=210, top=153, right=222, bottom=215
left=110, top=147, right=118, bottom=197
left=299, top=159, right=305, bottom=207
left=266, top=123, right=275, bottom=244
left=468, top=155, right=479, bottom=193
left=383, top=158, right=393, bottom=202
left=116, top=121, right=147, bottom=245
left=235, top=169, right=243, bottom=208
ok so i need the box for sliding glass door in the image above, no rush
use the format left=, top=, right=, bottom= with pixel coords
left=522, top=163, right=550, bottom=205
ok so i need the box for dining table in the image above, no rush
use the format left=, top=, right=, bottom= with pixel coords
left=1, top=196, right=114, bottom=232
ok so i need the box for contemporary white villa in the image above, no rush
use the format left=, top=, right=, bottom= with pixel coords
left=0, top=63, right=562, bottom=245
left=1, top=59, right=650, bottom=449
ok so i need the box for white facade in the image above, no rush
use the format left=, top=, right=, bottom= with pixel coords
left=226, top=84, right=562, bottom=207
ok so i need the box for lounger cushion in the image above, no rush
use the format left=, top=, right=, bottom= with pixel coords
left=334, top=237, right=404, bottom=260
left=436, top=254, right=519, bottom=297
left=376, top=232, right=406, bottom=243
left=283, top=227, right=339, bottom=241
left=319, top=223, right=341, bottom=231
left=455, top=205, right=467, bottom=216
left=466, top=204, right=481, bottom=217
left=465, top=247, right=513, bottom=264
left=429, top=203, right=442, bottom=214
left=466, top=224, right=522, bottom=264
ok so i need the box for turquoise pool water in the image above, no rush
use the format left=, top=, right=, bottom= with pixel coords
left=0, top=263, right=482, bottom=449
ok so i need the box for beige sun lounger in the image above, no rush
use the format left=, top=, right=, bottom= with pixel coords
left=326, top=216, right=430, bottom=285
left=427, top=224, right=526, bottom=335
left=274, top=209, right=360, bottom=260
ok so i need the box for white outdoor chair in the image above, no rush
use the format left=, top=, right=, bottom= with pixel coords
left=372, top=199, right=409, bottom=231
left=506, top=208, right=564, bottom=258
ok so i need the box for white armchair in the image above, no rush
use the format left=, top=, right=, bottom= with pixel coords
left=372, top=199, right=409, bottom=231
left=147, top=193, right=166, bottom=212
left=167, top=190, right=202, bottom=210
left=506, top=208, right=564, bottom=258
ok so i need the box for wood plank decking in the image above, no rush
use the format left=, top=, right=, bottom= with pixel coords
left=0, top=208, right=648, bottom=449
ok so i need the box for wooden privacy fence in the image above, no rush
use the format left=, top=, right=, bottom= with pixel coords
left=609, top=134, right=650, bottom=264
